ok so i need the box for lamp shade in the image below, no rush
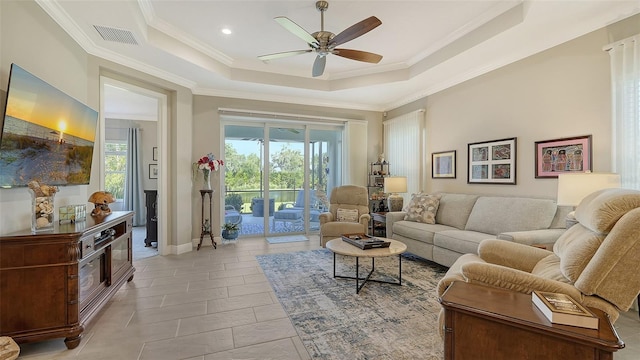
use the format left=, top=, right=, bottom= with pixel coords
left=557, top=172, right=621, bottom=206
left=383, top=176, right=407, bottom=194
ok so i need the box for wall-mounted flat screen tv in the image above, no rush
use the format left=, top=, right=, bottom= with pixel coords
left=0, top=63, right=98, bottom=188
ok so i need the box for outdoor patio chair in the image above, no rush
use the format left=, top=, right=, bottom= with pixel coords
left=224, top=205, right=243, bottom=228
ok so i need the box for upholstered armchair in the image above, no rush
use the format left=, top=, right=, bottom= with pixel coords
left=319, top=185, right=371, bottom=247
left=437, top=188, right=640, bottom=325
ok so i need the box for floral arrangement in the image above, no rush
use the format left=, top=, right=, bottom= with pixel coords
left=193, top=153, right=224, bottom=190
left=195, top=153, right=224, bottom=172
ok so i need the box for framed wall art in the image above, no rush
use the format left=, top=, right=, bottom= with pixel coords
left=468, top=137, right=517, bottom=185
left=534, top=135, right=592, bottom=178
left=149, top=164, right=158, bottom=179
left=432, top=150, right=456, bottom=178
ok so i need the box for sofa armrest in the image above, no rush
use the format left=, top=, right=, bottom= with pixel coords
left=478, top=239, right=552, bottom=272
left=319, top=212, right=333, bottom=225
left=497, top=228, right=566, bottom=247
left=385, top=211, right=406, bottom=237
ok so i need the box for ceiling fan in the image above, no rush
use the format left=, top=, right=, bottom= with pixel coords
left=258, top=1, right=383, bottom=77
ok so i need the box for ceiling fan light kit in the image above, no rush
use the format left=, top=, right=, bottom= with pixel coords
left=258, top=1, right=383, bottom=77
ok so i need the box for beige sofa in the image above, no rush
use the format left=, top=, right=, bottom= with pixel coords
left=386, top=193, right=572, bottom=267
left=437, top=188, right=640, bottom=323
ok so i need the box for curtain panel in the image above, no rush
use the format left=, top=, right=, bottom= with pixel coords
left=608, top=35, right=640, bottom=190
left=383, top=109, right=426, bottom=203
left=124, top=128, right=146, bottom=226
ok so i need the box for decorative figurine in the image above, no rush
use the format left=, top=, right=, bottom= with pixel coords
left=88, top=191, right=115, bottom=217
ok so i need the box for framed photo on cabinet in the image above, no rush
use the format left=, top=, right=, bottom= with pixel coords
left=534, top=135, right=592, bottom=178
left=468, top=137, right=516, bottom=185
left=432, top=150, right=456, bottom=178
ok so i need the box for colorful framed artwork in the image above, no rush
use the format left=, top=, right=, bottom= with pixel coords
left=149, top=164, right=158, bottom=179
left=534, top=135, right=592, bottom=178
left=432, top=150, right=456, bottom=178
left=468, top=137, right=517, bottom=185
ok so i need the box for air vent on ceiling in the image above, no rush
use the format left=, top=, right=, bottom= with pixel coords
left=93, top=25, right=138, bottom=45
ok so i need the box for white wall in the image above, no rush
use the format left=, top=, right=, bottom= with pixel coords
left=387, top=14, right=640, bottom=200
left=0, top=1, right=194, bottom=255
left=0, top=0, right=92, bottom=233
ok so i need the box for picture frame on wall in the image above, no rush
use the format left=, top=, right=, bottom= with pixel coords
left=432, top=150, right=456, bottom=178
left=468, top=137, right=517, bottom=185
left=534, top=135, right=592, bottom=178
left=149, top=164, right=158, bottom=179
left=153, top=147, right=158, bottom=161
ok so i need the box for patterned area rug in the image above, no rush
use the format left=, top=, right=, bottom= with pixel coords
left=256, top=249, right=448, bottom=359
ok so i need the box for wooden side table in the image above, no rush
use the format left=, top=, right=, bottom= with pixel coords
left=370, top=212, right=387, bottom=237
left=439, top=282, right=624, bottom=360
left=198, top=190, right=217, bottom=250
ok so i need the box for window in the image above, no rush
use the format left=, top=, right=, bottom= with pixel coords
left=105, top=141, right=127, bottom=200
left=608, top=35, right=640, bottom=190
left=384, top=110, right=425, bottom=198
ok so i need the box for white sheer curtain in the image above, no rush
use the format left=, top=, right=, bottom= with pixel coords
left=383, top=109, right=425, bottom=202
left=124, top=128, right=146, bottom=226
left=609, top=34, right=640, bottom=190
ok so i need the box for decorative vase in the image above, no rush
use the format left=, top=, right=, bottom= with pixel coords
left=29, top=189, right=55, bottom=232
left=202, top=169, right=212, bottom=190
left=222, top=229, right=239, bottom=241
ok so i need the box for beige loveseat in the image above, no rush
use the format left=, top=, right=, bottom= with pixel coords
left=437, top=188, right=640, bottom=323
left=386, top=193, right=572, bottom=267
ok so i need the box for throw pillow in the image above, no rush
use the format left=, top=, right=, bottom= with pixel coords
left=402, top=192, right=424, bottom=212
left=404, top=194, right=441, bottom=224
left=337, top=208, right=359, bottom=222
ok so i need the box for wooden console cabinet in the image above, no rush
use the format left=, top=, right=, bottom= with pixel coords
left=0, top=211, right=135, bottom=349
left=439, top=282, right=624, bottom=359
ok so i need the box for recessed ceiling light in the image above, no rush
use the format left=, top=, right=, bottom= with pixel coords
left=221, top=28, right=232, bottom=35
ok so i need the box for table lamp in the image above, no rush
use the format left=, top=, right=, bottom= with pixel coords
left=557, top=172, right=620, bottom=227
left=557, top=172, right=621, bottom=206
left=384, top=176, right=407, bottom=212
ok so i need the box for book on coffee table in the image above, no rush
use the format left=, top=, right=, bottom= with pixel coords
left=341, top=233, right=390, bottom=250
left=532, top=290, right=599, bottom=329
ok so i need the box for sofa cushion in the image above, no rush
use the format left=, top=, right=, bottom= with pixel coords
left=392, top=221, right=455, bottom=245
left=575, top=188, right=640, bottom=234
left=433, top=229, right=492, bottom=255
left=337, top=208, right=358, bottom=222
left=465, top=197, right=557, bottom=235
left=435, top=193, right=479, bottom=230
left=404, top=193, right=440, bottom=224
left=553, top=224, right=605, bottom=282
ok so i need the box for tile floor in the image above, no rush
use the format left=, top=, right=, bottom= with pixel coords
left=14, top=236, right=640, bottom=359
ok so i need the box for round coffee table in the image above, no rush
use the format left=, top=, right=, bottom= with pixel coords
left=326, top=238, right=407, bottom=293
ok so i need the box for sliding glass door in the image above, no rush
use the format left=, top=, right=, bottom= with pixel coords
left=223, top=122, right=342, bottom=237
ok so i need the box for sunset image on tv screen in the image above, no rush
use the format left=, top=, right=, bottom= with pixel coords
left=0, top=64, right=98, bottom=187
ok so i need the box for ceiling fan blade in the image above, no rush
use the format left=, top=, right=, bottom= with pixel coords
left=334, top=49, right=383, bottom=63
left=312, top=55, right=326, bottom=77
left=329, top=16, right=382, bottom=47
left=258, top=49, right=312, bottom=62
left=274, top=17, right=319, bottom=47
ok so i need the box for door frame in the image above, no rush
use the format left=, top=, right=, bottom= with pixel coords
left=100, top=77, right=169, bottom=255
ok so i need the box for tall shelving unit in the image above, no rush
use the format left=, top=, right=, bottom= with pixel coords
left=367, top=162, right=390, bottom=213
